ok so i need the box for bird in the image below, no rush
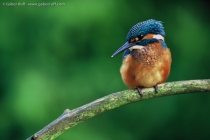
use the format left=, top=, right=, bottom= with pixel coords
left=111, top=19, right=171, bottom=96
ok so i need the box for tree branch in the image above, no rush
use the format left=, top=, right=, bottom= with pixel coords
left=27, top=79, right=210, bottom=140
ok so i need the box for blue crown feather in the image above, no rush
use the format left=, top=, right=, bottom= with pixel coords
left=126, top=19, right=165, bottom=41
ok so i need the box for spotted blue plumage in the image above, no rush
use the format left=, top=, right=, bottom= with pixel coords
left=126, top=19, right=165, bottom=41
left=122, top=49, right=132, bottom=60
left=160, top=40, right=167, bottom=48
left=138, top=38, right=159, bottom=46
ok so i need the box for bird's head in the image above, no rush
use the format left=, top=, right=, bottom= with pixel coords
left=111, top=19, right=165, bottom=57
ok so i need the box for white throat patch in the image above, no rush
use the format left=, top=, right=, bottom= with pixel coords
left=129, top=45, right=144, bottom=51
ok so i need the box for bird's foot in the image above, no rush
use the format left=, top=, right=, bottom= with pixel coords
left=154, top=84, right=158, bottom=93
left=136, top=86, right=143, bottom=97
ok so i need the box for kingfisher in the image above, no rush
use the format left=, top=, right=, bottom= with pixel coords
left=111, top=19, right=172, bottom=95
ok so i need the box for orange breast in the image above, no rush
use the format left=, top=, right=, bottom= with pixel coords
left=120, top=43, right=171, bottom=89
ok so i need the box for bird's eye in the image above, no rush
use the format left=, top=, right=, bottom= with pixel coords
left=129, top=34, right=144, bottom=43
left=138, top=34, right=144, bottom=40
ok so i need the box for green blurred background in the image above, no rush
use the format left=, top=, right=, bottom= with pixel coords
left=1, top=0, right=210, bottom=139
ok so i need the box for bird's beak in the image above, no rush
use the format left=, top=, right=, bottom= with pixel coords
left=111, top=42, right=136, bottom=57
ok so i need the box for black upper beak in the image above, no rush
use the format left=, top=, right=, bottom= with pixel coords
left=111, top=42, right=136, bottom=57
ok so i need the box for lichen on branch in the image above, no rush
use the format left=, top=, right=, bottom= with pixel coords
left=27, top=79, right=210, bottom=140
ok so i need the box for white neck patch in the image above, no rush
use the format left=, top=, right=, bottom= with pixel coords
left=153, top=34, right=164, bottom=41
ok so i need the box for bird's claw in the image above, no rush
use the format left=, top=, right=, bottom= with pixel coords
left=154, top=84, right=158, bottom=93
left=137, top=84, right=158, bottom=97
left=136, top=86, right=143, bottom=97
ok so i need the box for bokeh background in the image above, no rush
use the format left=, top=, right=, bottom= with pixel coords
left=1, top=0, right=210, bottom=139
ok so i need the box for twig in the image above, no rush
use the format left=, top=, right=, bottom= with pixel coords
left=27, top=79, right=210, bottom=140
